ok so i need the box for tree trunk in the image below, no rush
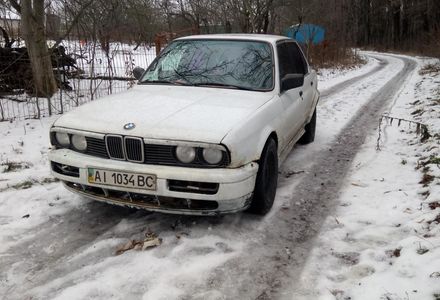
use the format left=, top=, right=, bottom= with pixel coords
left=20, top=0, right=58, bottom=97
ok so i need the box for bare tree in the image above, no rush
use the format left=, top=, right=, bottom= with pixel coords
left=9, top=0, right=58, bottom=97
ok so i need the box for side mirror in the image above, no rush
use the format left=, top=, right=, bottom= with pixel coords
left=281, top=74, right=304, bottom=92
left=133, top=67, right=145, bottom=81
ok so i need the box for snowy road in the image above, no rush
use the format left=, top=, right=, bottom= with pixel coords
left=0, top=53, right=418, bottom=300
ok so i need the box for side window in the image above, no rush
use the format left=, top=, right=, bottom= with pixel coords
left=277, top=43, right=293, bottom=80
left=285, top=42, right=307, bottom=75
left=294, top=43, right=309, bottom=74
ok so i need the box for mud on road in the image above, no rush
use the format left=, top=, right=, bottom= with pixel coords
left=0, top=54, right=417, bottom=300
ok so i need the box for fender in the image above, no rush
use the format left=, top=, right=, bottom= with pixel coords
left=226, top=125, right=278, bottom=168
left=221, top=96, right=284, bottom=168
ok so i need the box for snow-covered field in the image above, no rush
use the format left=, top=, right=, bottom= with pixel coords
left=0, top=52, right=439, bottom=299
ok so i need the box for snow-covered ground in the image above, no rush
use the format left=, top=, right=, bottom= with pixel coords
left=0, top=52, right=439, bottom=299
left=296, top=56, right=440, bottom=299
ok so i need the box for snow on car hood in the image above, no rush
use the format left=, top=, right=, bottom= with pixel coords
left=54, top=85, right=274, bottom=143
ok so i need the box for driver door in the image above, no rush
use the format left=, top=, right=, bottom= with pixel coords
left=277, top=42, right=306, bottom=148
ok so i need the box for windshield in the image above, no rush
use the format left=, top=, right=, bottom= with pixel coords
left=140, top=39, right=274, bottom=91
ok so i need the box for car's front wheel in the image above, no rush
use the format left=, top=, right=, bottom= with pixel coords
left=247, top=138, right=278, bottom=215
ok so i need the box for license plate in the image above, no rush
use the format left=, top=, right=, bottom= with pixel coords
left=87, top=168, right=156, bottom=190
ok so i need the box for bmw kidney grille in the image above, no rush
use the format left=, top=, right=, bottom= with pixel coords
left=105, top=135, right=144, bottom=163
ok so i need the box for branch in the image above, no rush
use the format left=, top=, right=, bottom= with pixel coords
left=9, top=0, right=21, bottom=14
left=0, top=25, right=13, bottom=47
left=52, top=0, right=95, bottom=48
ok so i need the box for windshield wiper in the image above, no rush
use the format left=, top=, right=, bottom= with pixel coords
left=140, top=79, right=192, bottom=86
left=193, top=82, right=255, bottom=91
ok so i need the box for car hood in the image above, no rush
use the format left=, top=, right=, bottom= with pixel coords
left=54, top=85, right=275, bottom=143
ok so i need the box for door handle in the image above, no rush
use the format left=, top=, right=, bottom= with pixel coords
left=311, top=81, right=313, bottom=86
left=299, top=91, right=303, bottom=97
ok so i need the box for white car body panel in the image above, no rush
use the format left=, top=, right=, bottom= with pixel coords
left=54, top=85, right=274, bottom=144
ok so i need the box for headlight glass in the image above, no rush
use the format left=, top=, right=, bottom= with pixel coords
left=55, top=132, right=70, bottom=147
left=175, top=146, right=196, bottom=163
left=71, top=134, right=87, bottom=151
left=203, top=148, right=223, bottom=165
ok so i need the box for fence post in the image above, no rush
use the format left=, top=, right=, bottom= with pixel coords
left=47, top=96, right=51, bottom=116
left=59, top=59, right=64, bottom=114
left=0, top=100, right=4, bottom=121
left=35, top=96, right=41, bottom=119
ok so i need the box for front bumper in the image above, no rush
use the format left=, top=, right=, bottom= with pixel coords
left=48, top=149, right=258, bottom=215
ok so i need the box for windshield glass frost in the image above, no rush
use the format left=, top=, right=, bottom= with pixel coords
left=141, top=39, right=274, bottom=90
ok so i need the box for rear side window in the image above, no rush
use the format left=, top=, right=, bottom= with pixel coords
left=287, top=42, right=308, bottom=74
left=277, top=42, right=308, bottom=78
left=277, top=43, right=291, bottom=79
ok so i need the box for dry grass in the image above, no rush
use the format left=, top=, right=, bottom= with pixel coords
left=419, top=63, right=440, bottom=75
left=427, top=156, right=440, bottom=165
left=1, top=161, right=31, bottom=173
left=419, top=173, right=435, bottom=187
left=306, top=41, right=365, bottom=69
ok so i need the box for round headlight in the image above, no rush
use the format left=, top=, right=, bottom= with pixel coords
left=175, top=146, right=196, bottom=163
left=71, top=134, right=87, bottom=151
left=202, top=148, right=223, bottom=165
left=55, top=132, right=70, bottom=147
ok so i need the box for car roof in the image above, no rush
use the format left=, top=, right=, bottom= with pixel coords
left=175, top=34, right=291, bottom=43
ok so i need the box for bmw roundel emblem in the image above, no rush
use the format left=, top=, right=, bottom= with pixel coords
left=123, top=123, right=136, bottom=130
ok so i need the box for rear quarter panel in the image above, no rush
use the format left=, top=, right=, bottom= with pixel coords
left=307, top=69, right=320, bottom=122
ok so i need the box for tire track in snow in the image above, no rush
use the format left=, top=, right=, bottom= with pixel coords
left=319, top=56, right=388, bottom=98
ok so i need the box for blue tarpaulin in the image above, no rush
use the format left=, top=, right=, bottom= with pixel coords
left=285, top=24, right=325, bottom=45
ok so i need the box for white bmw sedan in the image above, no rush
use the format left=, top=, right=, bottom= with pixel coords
left=48, top=34, right=319, bottom=215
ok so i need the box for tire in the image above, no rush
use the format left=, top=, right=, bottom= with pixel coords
left=298, top=107, right=317, bottom=144
left=247, top=138, right=278, bottom=215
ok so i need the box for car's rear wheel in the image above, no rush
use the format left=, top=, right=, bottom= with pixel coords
left=247, top=138, right=278, bottom=215
left=299, top=107, right=316, bottom=144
